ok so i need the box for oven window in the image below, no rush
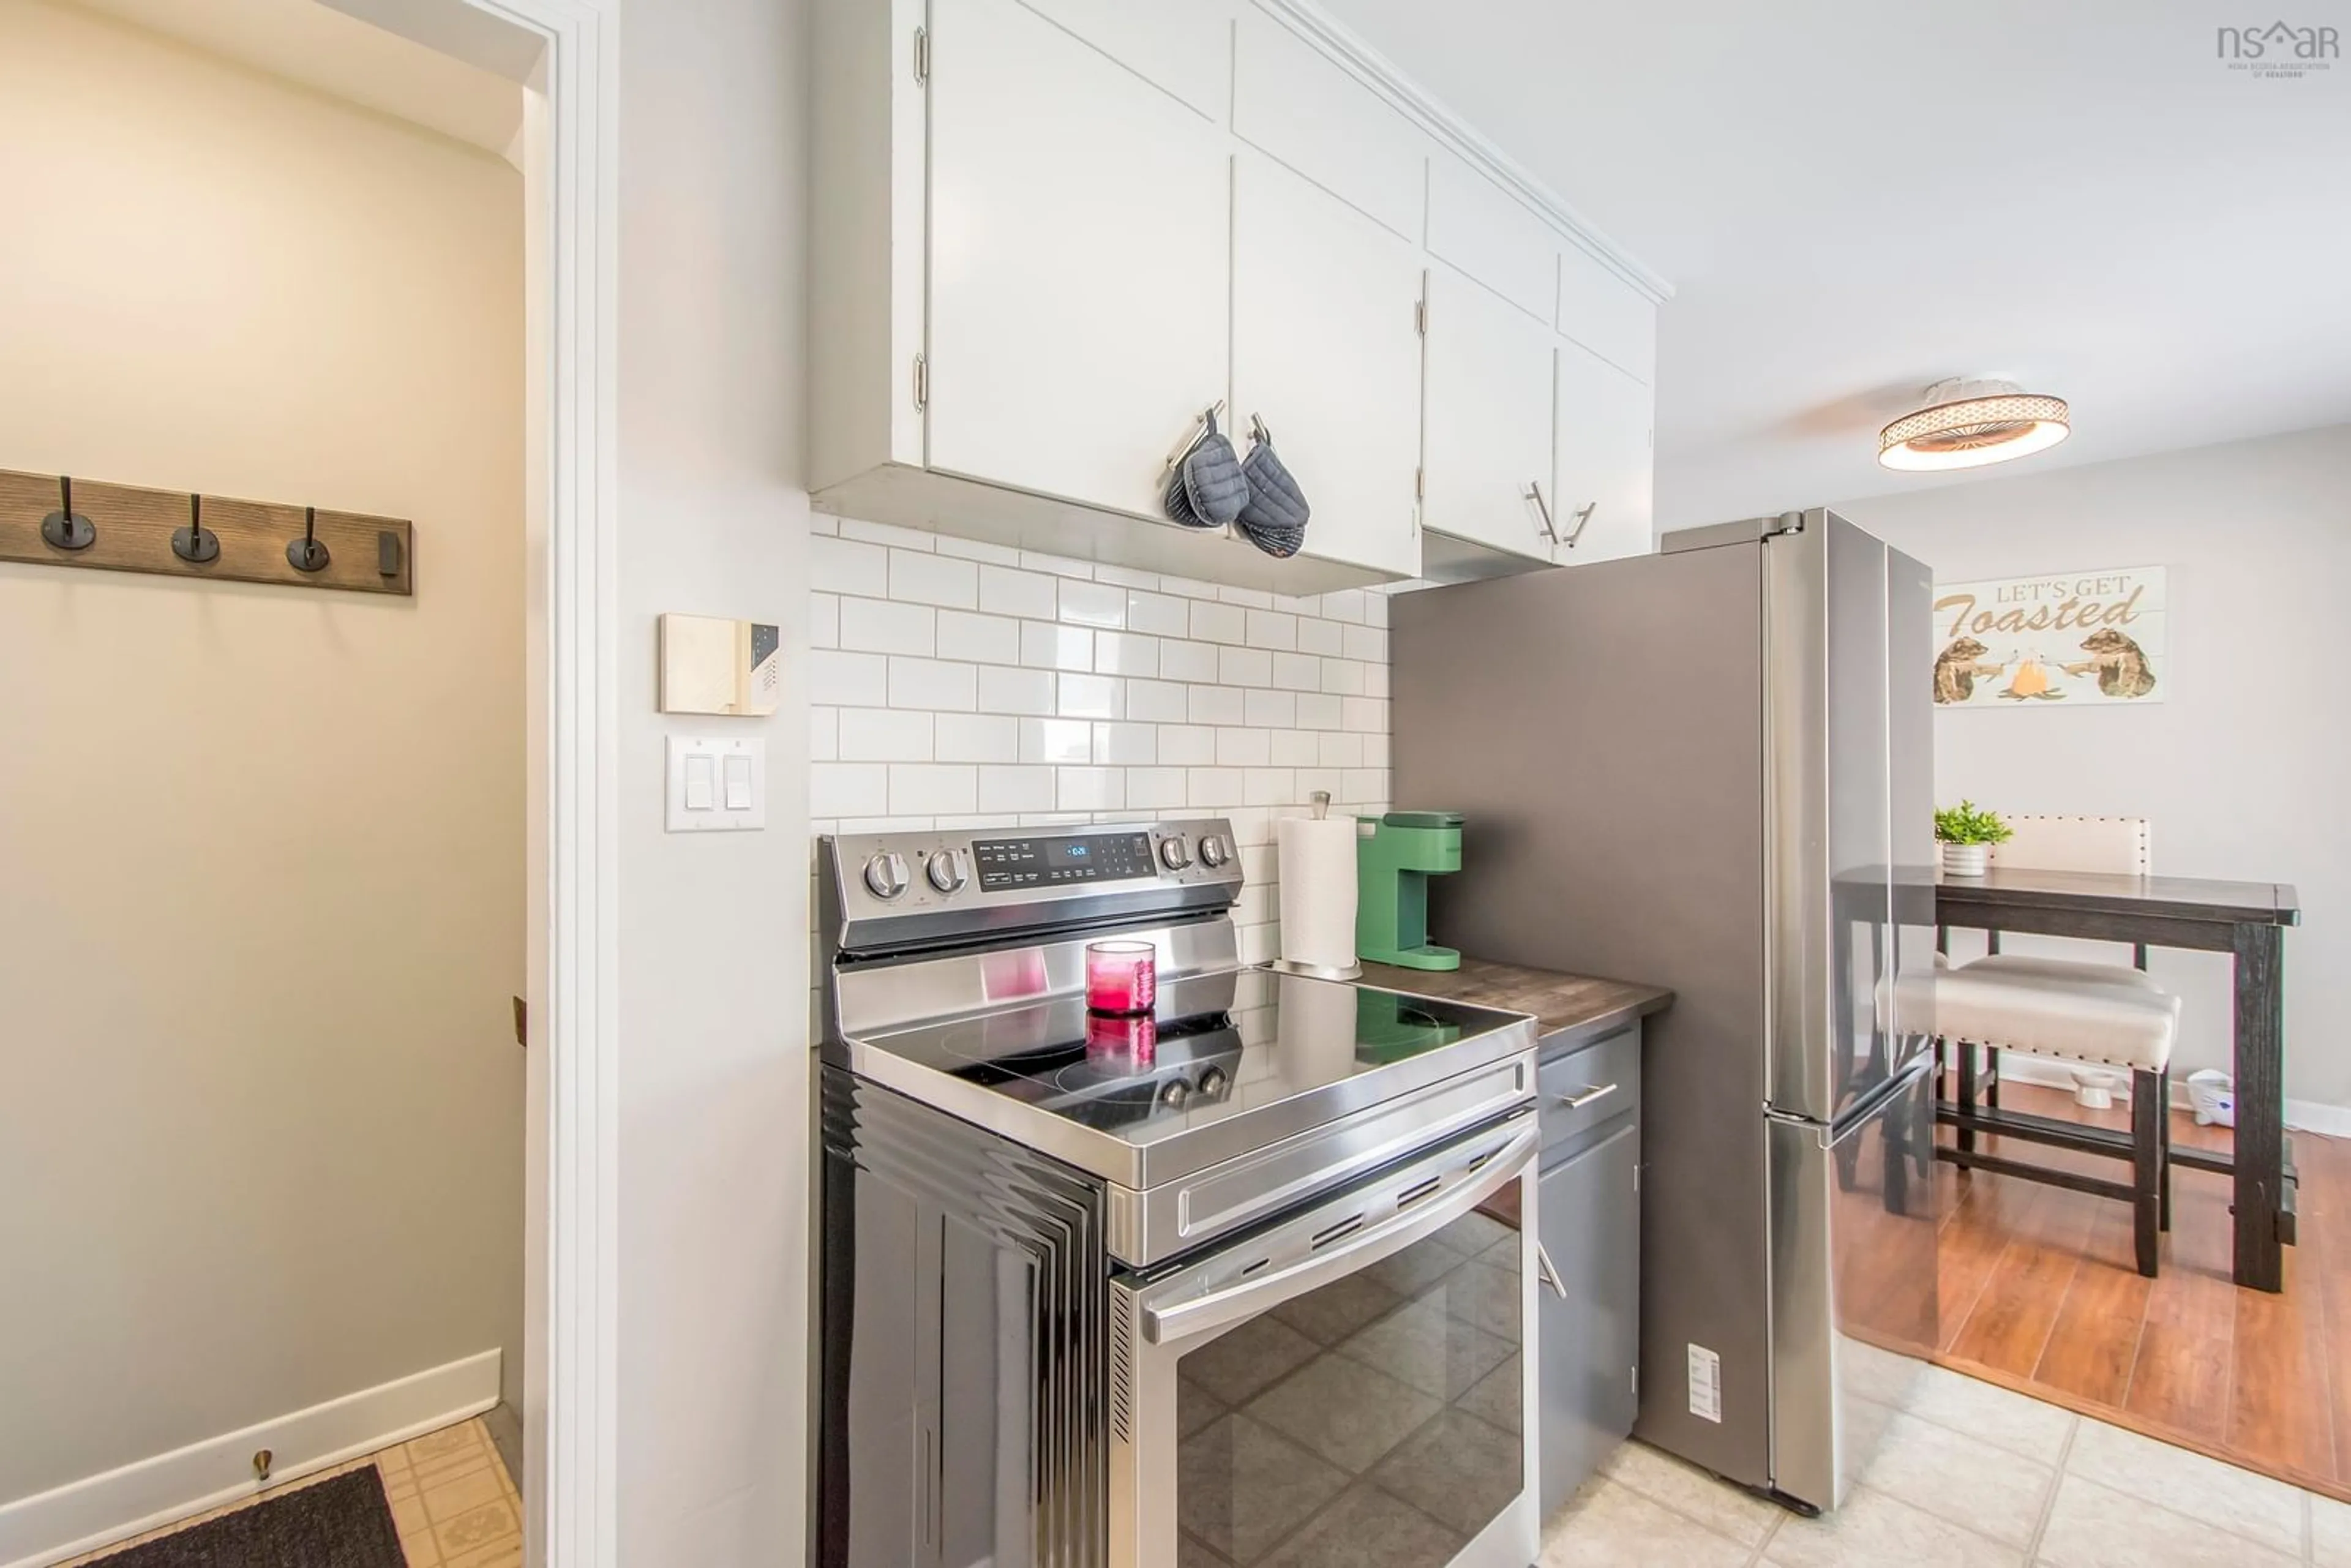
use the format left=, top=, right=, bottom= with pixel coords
left=1172, top=1199, right=1524, bottom=1567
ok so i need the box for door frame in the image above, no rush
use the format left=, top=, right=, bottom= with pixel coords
left=320, top=2, right=620, bottom=1564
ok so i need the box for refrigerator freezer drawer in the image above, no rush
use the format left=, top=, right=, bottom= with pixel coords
left=1764, top=1059, right=1938, bottom=1511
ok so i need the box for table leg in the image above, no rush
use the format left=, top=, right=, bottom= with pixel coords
left=2232, top=922, right=2285, bottom=1292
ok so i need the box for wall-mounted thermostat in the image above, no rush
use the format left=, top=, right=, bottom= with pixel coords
left=659, top=613, right=781, bottom=716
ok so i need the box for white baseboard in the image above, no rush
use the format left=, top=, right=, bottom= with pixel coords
left=0, top=1349, right=500, bottom=1568
left=1967, top=1051, right=2351, bottom=1136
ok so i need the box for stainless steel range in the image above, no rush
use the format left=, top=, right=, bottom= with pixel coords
left=816, top=819, right=1544, bottom=1568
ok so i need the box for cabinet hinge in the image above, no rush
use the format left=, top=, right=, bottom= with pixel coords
left=1414, top=298, right=1427, bottom=337
left=913, top=354, right=928, bottom=411
left=1633, top=1163, right=1641, bottom=1194
left=1632, top=1365, right=1640, bottom=1399
left=913, top=26, right=930, bottom=84
left=1414, top=467, right=1425, bottom=502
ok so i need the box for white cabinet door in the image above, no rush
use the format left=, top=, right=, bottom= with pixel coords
left=1553, top=340, right=1655, bottom=565
left=1559, top=241, right=1657, bottom=384
left=1423, top=267, right=1556, bottom=561
left=1231, top=153, right=1422, bottom=578
left=928, top=0, right=1231, bottom=522
left=1232, top=9, right=1427, bottom=242
left=1013, top=0, right=1235, bottom=122
left=1427, top=149, right=1559, bottom=323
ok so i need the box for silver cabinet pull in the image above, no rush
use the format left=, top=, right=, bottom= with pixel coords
left=1536, top=1242, right=1567, bottom=1300
left=1556, top=1082, right=1618, bottom=1111
left=1563, top=500, right=1598, bottom=549
left=1525, top=480, right=1559, bottom=544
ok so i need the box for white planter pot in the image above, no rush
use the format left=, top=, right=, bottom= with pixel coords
left=1941, top=842, right=1989, bottom=877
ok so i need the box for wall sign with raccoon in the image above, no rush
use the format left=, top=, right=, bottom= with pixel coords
left=1931, top=565, right=2167, bottom=707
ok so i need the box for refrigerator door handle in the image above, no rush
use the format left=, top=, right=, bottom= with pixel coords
left=1768, top=1054, right=1934, bottom=1150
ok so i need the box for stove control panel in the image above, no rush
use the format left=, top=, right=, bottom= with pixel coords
left=973, top=830, right=1154, bottom=890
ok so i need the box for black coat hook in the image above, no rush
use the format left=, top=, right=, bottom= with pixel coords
left=40, top=476, right=96, bottom=552
left=173, top=493, right=220, bottom=565
left=287, top=506, right=330, bottom=574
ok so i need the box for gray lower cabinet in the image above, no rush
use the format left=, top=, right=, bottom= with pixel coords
left=1537, top=1028, right=1643, bottom=1515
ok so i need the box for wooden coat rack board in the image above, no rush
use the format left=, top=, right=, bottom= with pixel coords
left=0, top=468, right=414, bottom=596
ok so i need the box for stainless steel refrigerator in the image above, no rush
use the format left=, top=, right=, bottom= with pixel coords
left=1389, top=509, right=1939, bottom=1513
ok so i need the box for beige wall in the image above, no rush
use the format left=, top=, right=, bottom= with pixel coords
left=0, top=0, right=524, bottom=1504
left=1840, top=424, right=2351, bottom=1112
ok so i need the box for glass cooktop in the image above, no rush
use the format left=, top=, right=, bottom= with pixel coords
left=858, top=967, right=1530, bottom=1161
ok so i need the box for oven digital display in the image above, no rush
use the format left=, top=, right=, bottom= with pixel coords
left=973, top=832, right=1155, bottom=890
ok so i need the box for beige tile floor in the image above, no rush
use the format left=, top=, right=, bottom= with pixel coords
left=60, top=1417, right=519, bottom=1568
left=1542, top=1364, right=2351, bottom=1568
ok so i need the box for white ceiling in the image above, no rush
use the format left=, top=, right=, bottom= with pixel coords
left=1319, top=0, right=2351, bottom=525
left=70, top=0, right=520, bottom=157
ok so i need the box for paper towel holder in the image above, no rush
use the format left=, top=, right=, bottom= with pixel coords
left=1268, top=791, right=1365, bottom=982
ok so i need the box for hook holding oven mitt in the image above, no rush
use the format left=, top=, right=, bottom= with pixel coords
left=1234, top=416, right=1310, bottom=558
left=1163, top=405, right=1249, bottom=530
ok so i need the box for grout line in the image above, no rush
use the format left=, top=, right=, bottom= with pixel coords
left=2023, top=1412, right=2080, bottom=1564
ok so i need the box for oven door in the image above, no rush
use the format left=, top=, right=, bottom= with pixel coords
left=1111, top=1109, right=1540, bottom=1568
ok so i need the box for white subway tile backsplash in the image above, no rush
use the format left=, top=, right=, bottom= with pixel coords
left=1124, top=678, right=1189, bottom=722
left=839, top=596, right=936, bottom=656
left=1156, top=573, right=1224, bottom=601
left=890, top=549, right=979, bottom=610
left=838, top=708, right=934, bottom=762
left=1272, top=652, right=1322, bottom=692
left=890, top=764, right=978, bottom=816
left=1296, top=767, right=1341, bottom=802
left=1245, top=689, right=1297, bottom=730
left=1056, top=767, right=1125, bottom=812
left=1295, top=692, right=1343, bottom=729
left=1056, top=673, right=1123, bottom=719
left=812, top=536, right=889, bottom=597
left=1243, top=768, right=1298, bottom=807
left=978, top=765, right=1056, bottom=814
left=1021, top=621, right=1094, bottom=672
left=1125, top=590, right=1190, bottom=637
left=1158, top=725, right=1216, bottom=766
left=1092, top=722, right=1158, bottom=765
left=978, top=565, right=1058, bottom=621
left=1216, top=728, right=1272, bottom=767
left=1125, top=767, right=1187, bottom=809
left=977, top=665, right=1056, bottom=716
left=934, top=713, right=1019, bottom=764
left=1294, top=617, right=1342, bottom=656
left=1019, top=718, right=1092, bottom=765
left=1185, top=767, right=1245, bottom=806
left=1363, top=733, right=1390, bottom=767
left=1343, top=768, right=1389, bottom=804
left=1057, top=580, right=1127, bottom=629
left=888, top=658, right=977, bottom=711
left=936, top=610, right=1022, bottom=666
left=811, top=706, right=839, bottom=763
left=1343, top=697, right=1387, bottom=733
left=841, top=517, right=937, bottom=552
left=1218, top=646, right=1274, bottom=688
left=1366, top=662, right=1390, bottom=698
left=1188, top=685, right=1246, bottom=726
left=1245, top=610, right=1297, bottom=651
left=809, top=649, right=890, bottom=707
left=1092, top=563, right=1161, bottom=591
left=1342, top=625, right=1389, bottom=662
left=1270, top=729, right=1319, bottom=767
left=1159, top=639, right=1220, bottom=681
left=813, top=762, right=888, bottom=817
left=1320, top=590, right=1371, bottom=624
left=1190, top=601, right=1247, bottom=645
left=934, top=535, right=1021, bottom=566
left=811, top=593, right=841, bottom=650
left=1363, top=591, right=1391, bottom=628
left=1021, top=550, right=1095, bottom=579
left=1319, top=732, right=1364, bottom=768
left=1094, top=631, right=1159, bottom=677
left=1320, top=659, right=1367, bottom=696
left=1217, top=585, right=1275, bottom=610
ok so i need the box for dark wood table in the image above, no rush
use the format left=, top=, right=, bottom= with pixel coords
left=1935, top=867, right=2302, bottom=1291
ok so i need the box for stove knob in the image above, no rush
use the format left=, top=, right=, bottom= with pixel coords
left=1198, top=1065, right=1229, bottom=1097
left=1162, top=1079, right=1191, bottom=1110
left=1199, top=835, right=1229, bottom=869
left=1159, top=835, right=1193, bottom=871
left=863, top=852, right=910, bottom=900
left=925, top=849, right=967, bottom=894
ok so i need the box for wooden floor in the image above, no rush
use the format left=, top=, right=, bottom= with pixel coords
left=1935, top=1079, right=2351, bottom=1501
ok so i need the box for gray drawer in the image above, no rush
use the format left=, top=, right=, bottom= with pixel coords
left=1539, top=1027, right=1640, bottom=1150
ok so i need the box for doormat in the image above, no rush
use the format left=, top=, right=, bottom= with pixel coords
left=87, top=1466, right=405, bottom=1568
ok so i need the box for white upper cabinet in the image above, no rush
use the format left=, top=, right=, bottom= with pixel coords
left=1553, top=339, right=1655, bottom=565
left=927, top=0, right=1231, bottom=523
left=1422, top=266, right=1556, bottom=564
left=1427, top=150, right=1559, bottom=323
left=1559, top=241, right=1658, bottom=384
left=1232, top=152, right=1423, bottom=579
left=1013, top=0, right=1235, bottom=122
left=1232, top=9, right=1426, bottom=242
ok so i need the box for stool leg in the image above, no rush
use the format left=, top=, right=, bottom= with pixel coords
left=2132, top=1068, right=2161, bottom=1277
left=1957, top=1040, right=1978, bottom=1157
left=1986, top=1046, right=2002, bottom=1109
left=2159, top=1065, right=2173, bottom=1233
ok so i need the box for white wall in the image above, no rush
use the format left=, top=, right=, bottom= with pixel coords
left=612, top=0, right=813, bottom=1558
left=0, top=0, right=523, bottom=1504
left=1838, top=424, right=2351, bottom=1111
left=809, top=520, right=1395, bottom=959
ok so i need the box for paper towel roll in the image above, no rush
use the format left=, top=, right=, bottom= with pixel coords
left=1277, top=815, right=1360, bottom=972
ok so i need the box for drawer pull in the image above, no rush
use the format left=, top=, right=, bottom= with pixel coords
left=1536, top=1242, right=1567, bottom=1300
left=1556, top=1082, right=1619, bottom=1111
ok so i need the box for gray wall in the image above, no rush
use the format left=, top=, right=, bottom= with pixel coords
left=612, top=0, right=814, bottom=1558
left=0, top=1, right=524, bottom=1502
left=1838, top=423, right=2351, bottom=1110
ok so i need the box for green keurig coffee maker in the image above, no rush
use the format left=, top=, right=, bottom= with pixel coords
left=1356, top=811, right=1464, bottom=970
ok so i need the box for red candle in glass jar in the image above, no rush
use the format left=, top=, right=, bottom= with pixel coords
left=1084, top=940, right=1157, bottom=1016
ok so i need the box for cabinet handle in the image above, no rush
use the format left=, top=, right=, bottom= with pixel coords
left=1556, top=1082, right=1618, bottom=1111
left=1536, top=1242, right=1568, bottom=1300
left=1563, top=500, right=1598, bottom=549
left=1524, top=480, right=1559, bottom=544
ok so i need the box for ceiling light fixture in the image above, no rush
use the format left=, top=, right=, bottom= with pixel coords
left=1878, top=377, right=2071, bottom=472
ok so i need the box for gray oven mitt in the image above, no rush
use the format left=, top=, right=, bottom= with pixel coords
left=1235, top=418, right=1310, bottom=558
left=1163, top=408, right=1248, bottom=530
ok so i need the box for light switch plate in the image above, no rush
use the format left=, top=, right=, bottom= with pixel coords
left=667, top=735, right=766, bottom=831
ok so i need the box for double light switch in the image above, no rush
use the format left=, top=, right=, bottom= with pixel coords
left=667, top=735, right=765, bottom=831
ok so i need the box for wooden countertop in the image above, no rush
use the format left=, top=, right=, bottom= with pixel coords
left=1357, top=957, right=1671, bottom=1049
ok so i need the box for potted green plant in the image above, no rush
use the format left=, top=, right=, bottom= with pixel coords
left=1934, top=800, right=2012, bottom=877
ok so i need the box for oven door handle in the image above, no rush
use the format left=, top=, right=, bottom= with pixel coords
left=1141, top=1122, right=1539, bottom=1347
